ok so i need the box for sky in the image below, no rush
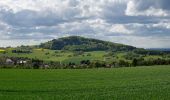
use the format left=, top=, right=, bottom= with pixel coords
left=0, top=0, right=170, bottom=48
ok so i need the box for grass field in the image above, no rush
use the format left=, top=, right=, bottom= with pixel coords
left=0, top=49, right=107, bottom=63
left=1, top=48, right=166, bottom=64
left=0, top=49, right=5, bottom=53
left=0, top=66, right=169, bottom=100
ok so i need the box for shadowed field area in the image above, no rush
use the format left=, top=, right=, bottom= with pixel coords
left=0, top=66, right=169, bottom=100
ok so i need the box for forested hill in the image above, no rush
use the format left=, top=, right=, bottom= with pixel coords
left=39, top=36, right=136, bottom=51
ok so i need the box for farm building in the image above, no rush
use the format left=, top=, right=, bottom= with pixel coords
left=17, top=60, right=27, bottom=64
left=6, top=59, right=14, bottom=65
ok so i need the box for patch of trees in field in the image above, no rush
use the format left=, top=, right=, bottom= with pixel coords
left=12, top=50, right=32, bottom=54
left=133, top=49, right=165, bottom=55
left=10, top=45, right=33, bottom=54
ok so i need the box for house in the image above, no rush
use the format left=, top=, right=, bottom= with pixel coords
left=106, top=64, right=112, bottom=68
left=17, top=60, right=27, bottom=64
left=40, top=64, right=50, bottom=69
left=43, top=64, right=50, bottom=69
left=6, top=59, right=14, bottom=65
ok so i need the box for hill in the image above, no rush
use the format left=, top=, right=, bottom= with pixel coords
left=39, top=36, right=136, bottom=51
left=1, top=36, right=170, bottom=68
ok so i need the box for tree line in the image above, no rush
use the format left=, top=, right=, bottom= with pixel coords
left=1, top=56, right=170, bottom=69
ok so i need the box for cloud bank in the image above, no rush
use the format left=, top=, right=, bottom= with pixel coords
left=0, top=0, right=170, bottom=48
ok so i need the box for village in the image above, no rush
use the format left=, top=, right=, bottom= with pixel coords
left=0, top=57, right=50, bottom=69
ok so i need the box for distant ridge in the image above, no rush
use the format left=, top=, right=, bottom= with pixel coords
left=147, top=48, right=170, bottom=51
left=39, top=36, right=136, bottom=51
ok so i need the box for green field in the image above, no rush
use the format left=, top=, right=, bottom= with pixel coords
left=0, top=48, right=108, bottom=63
left=0, top=66, right=169, bottom=100
left=0, top=49, right=5, bottom=53
left=1, top=48, right=165, bottom=64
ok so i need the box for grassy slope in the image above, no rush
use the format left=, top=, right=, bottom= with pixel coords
left=0, top=66, right=169, bottom=100
left=0, top=48, right=164, bottom=64
left=0, top=49, right=107, bottom=63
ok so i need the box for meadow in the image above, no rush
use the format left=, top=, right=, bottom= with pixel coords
left=0, top=48, right=164, bottom=64
left=0, top=49, right=5, bottom=53
left=0, top=65, right=169, bottom=100
left=0, top=48, right=108, bottom=64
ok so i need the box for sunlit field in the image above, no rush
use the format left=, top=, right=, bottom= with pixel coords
left=0, top=49, right=5, bottom=53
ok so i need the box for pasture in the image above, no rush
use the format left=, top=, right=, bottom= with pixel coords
left=0, top=49, right=107, bottom=64
left=0, top=66, right=169, bottom=100
left=0, top=49, right=5, bottom=53
left=0, top=48, right=165, bottom=64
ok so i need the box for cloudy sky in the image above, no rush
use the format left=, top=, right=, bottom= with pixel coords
left=0, top=0, right=170, bottom=48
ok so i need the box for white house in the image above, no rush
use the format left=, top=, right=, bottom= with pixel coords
left=6, top=59, right=14, bottom=65
left=17, top=60, right=27, bottom=64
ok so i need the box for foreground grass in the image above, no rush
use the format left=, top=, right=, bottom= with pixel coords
left=0, top=66, right=169, bottom=100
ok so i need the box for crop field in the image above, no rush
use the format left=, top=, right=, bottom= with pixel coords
left=0, top=66, right=169, bottom=100
left=0, top=49, right=5, bottom=53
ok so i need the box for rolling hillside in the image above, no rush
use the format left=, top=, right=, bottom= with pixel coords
left=1, top=36, right=169, bottom=67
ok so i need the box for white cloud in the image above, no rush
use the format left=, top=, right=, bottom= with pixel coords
left=0, top=39, right=49, bottom=47
left=152, top=22, right=170, bottom=29
left=109, top=24, right=133, bottom=34
left=126, top=0, right=169, bottom=17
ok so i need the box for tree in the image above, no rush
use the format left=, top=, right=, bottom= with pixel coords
left=132, top=58, right=137, bottom=67
left=32, top=59, right=43, bottom=69
left=80, top=60, right=90, bottom=65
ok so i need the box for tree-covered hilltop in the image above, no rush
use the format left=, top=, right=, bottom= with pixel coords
left=39, top=36, right=136, bottom=51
